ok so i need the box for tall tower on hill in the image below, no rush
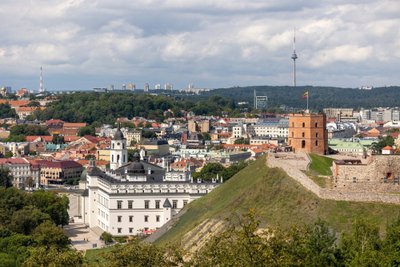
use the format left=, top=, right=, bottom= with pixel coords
left=39, top=66, right=44, bottom=93
left=291, top=30, right=298, bottom=87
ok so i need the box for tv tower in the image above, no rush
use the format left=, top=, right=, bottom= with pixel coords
left=39, top=66, right=44, bottom=93
left=291, top=30, right=298, bottom=87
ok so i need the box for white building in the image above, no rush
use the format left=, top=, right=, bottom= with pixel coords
left=252, top=119, right=289, bottom=138
left=80, top=129, right=220, bottom=236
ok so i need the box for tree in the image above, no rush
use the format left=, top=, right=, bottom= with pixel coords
left=22, top=246, right=83, bottom=267
left=0, top=103, right=17, bottom=119
left=234, top=137, right=250, bottom=145
left=100, top=232, right=113, bottom=245
left=193, top=163, right=225, bottom=181
left=9, top=206, right=51, bottom=235
left=27, top=101, right=40, bottom=107
left=30, top=191, right=70, bottom=227
left=0, top=167, right=13, bottom=188
left=78, top=126, right=95, bottom=136
left=32, top=221, right=70, bottom=248
left=52, top=134, right=65, bottom=144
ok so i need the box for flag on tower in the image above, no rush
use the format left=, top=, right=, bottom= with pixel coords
left=302, top=91, right=309, bottom=99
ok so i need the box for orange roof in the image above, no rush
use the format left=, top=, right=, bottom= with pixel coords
left=63, top=122, right=87, bottom=128
left=26, top=135, right=53, bottom=142
left=46, top=119, right=65, bottom=125
left=64, top=136, right=81, bottom=142
left=383, top=146, right=393, bottom=150
left=17, top=107, right=37, bottom=112
left=8, top=100, right=30, bottom=107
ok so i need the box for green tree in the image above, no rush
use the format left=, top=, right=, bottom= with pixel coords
left=32, top=221, right=70, bottom=248
left=78, top=125, right=95, bottom=136
left=30, top=191, right=70, bottom=227
left=100, top=232, right=113, bottom=245
left=193, top=163, right=225, bottom=181
left=0, top=104, right=17, bottom=119
left=9, top=206, right=51, bottom=235
left=22, top=246, right=83, bottom=267
left=0, top=167, right=13, bottom=188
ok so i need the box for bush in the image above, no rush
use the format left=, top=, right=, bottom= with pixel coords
left=100, top=232, right=113, bottom=245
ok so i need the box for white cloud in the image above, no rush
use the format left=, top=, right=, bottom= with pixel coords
left=0, top=0, right=398, bottom=90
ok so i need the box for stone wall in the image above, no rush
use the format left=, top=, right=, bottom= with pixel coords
left=268, top=153, right=400, bottom=205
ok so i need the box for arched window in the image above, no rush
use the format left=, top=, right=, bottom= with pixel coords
left=315, top=122, right=318, bottom=128
left=117, top=155, right=120, bottom=163
left=301, top=140, right=306, bottom=148
left=112, top=155, right=114, bottom=162
left=302, top=122, right=305, bottom=127
left=302, top=132, right=305, bottom=137
left=123, top=155, right=126, bottom=162
left=315, top=140, right=318, bottom=146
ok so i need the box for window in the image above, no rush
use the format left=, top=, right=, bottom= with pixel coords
left=316, top=133, right=319, bottom=138
left=315, top=122, right=318, bottom=128
left=292, top=122, right=294, bottom=127
left=156, top=215, right=160, bottom=222
left=128, top=200, right=133, bottom=209
left=145, top=200, right=150, bottom=209
left=302, top=122, right=305, bottom=127
left=353, top=177, right=357, bottom=183
left=315, top=140, right=318, bottom=146
left=144, top=215, right=149, bottom=222
left=183, top=200, right=188, bottom=206
left=301, top=140, right=306, bottom=148
left=172, top=200, right=178, bottom=209
left=118, top=216, right=122, bottom=222
left=117, top=200, right=122, bottom=209
left=117, top=228, right=122, bottom=233
left=129, top=228, right=133, bottom=233
left=291, top=132, right=294, bottom=137
left=155, top=200, right=160, bottom=209
left=302, top=132, right=305, bottom=137
left=129, top=216, right=133, bottom=222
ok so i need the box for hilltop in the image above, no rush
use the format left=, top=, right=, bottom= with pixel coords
left=157, top=155, right=400, bottom=245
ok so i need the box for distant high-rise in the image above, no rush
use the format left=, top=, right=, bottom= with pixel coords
left=291, top=30, right=298, bottom=87
left=39, top=66, right=45, bottom=93
left=144, top=83, right=150, bottom=92
left=155, top=84, right=161, bottom=90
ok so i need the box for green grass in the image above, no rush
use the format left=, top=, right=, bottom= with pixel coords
left=157, top=155, right=400, bottom=245
left=309, top=153, right=334, bottom=176
left=84, top=246, right=114, bottom=266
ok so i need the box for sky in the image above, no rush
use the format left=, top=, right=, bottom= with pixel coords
left=0, top=0, right=399, bottom=91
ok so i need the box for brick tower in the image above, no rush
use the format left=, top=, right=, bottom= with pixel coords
left=288, top=112, right=328, bottom=154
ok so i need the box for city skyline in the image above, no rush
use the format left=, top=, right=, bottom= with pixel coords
left=0, top=0, right=399, bottom=91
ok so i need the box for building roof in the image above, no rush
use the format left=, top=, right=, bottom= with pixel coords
left=35, top=160, right=83, bottom=169
left=382, top=146, right=394, bottom=150
left=113, top=128, right=124, bottom=140
left=163, top=198, right=172, bottom=208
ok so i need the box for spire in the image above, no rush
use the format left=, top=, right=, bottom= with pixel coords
left=291, top=28, right=298, bottom=88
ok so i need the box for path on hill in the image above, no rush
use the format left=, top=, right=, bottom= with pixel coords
left=267, top=152, right=400, bottom=205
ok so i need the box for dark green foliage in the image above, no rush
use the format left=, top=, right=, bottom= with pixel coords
left=193, top=161, right=249, bottom=182
left=104, top=237, right=183, bottom=267
left=0, top=104, right=17, bottom=119
left=234, top=137, right=250, bottom=144
left=0, top=168, right=13, bottom=188
left=29, top=191, right=70, bottom=226
left=371, top=136, right=394, bottom=154
left=78, top=125, right=95, bottom=136
left=100, top=232, right=113, bottom=245
left=198, top=85, right=400, bottom=110
left=142, top=130, right=157, bottom=139
left=5, top=124, right=49, bottom=142
left=29, top=92, right=239, bottom=125
left=9, top=206, right=51, bottom=235
left=52, top=134, right=64, bottom=144
left=0, top=186, right=76, bottom=266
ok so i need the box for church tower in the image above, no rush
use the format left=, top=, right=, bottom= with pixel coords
left=110, top=125, right=128, bottom=170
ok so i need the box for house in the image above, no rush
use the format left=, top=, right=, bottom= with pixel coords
left=36, top=160, right=84, bottom=185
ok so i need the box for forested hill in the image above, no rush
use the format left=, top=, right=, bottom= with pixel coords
left=197, top=86, right=400, bottom=110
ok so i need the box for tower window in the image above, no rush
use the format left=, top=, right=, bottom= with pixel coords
left=315, top=122, right=318, bottom=127
left=315, top=140, right=318, bottom=146
left=316, top=133, right=319, bottom=138
left=302, top=122, right=305, bottom=127
left=302, top=132, right=305, bottom=137
left=301, top=140, right=306, bottom=148
left=117, top=155, right=120, bottom=163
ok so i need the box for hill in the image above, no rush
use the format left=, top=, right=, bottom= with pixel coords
left=157, top=155, right=400, bottom=245
left=194, top=85, right=400, bottom=110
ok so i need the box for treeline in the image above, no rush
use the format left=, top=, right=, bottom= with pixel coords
left=0, top=186, right=82, bottom=266
left=94, top=210, right=400, bottom=266
left=29, top=92, right=238, bottom=125
left=193, top=161, right=249, bottom=182
left=195, top=85, right=400, bottom=110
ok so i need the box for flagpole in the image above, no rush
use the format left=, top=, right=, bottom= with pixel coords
left=307, top=93, right=309, bottom=111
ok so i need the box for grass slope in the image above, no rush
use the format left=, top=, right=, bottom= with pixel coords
left=309, top=153, right=334, bottom=176
left=158, top=156, right=400, bottom=245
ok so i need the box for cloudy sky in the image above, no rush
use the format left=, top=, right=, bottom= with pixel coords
left=0, top=0, right=399, bottom=91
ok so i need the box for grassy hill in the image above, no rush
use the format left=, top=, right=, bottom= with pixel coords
left=157, top=156, right=400, bottom=245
